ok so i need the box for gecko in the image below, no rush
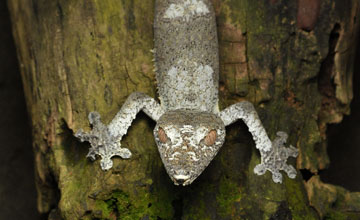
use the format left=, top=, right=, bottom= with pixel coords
left=75, top=0, right=298, bottom=186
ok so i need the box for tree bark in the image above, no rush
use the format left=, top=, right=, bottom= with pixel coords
left=7, top=0, right=360, bottom=219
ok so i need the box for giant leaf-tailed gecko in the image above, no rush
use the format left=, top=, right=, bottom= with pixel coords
left=75, top=0, right=298, bottom=186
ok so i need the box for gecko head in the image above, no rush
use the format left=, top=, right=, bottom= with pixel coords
left=154, top=109, right=225, bottom=186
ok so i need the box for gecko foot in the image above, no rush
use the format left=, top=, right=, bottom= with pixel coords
left=75, top=112, right=132, bottom=170
left=254, top=131, right=298, bottom=183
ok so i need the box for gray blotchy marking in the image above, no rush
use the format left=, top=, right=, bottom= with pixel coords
left=163, top=0, right=210, bottom=22
left=154, top=110, right=225, bottom=185
left=75, top=0, right=298, bottom=185
left=154, top=0, right=219, bottom=112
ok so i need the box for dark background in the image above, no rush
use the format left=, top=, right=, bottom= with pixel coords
left=0, top=1, right=359, bottom=219
left=0, top=1, right=43, bottom=220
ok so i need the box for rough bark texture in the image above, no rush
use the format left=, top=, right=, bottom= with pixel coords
left=7, top=0, right=360, bottom=219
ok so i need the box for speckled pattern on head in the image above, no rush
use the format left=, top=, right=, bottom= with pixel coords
left=154, top=110, right=225, bottom=185
left=75, top=0, right=298, bottom=186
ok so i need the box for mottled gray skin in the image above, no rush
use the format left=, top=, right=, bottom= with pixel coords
left=76, top=93, right=164, bottom=170
left=155, top=110, right=225, bottom=185
left=75, top=0, right=298, bottom=185
left=154, top=0, right=219, bottom=112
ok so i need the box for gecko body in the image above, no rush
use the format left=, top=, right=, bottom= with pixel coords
left=76, top=0, right=298, bottom=185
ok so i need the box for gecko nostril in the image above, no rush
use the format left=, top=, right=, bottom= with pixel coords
left=176, top=178, right=186, bottom=185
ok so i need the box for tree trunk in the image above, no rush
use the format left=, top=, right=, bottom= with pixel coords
left=7, top=0, right=360, bottom=219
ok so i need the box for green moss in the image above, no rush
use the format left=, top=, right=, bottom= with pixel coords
left=323, top=211, right=348, bottom=220
left=94, top=200, right=113, bottom=219
left=91, top=187, right=174, bottom=220
left=181, top=183, right=213, bottom=220
left=228, top=0, right=247, bottom=29
left=216, top=177, right=242, bottom=218
left=298, top=118, right=322, bottom=170
left=284, top=178, right=318, bottom=220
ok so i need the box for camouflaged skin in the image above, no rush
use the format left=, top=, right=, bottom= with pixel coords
left=154, top=0, right=219, bottom=113
left=75, top=0, right=298, bottom=185
left=154, top=110, right=225, bottom=185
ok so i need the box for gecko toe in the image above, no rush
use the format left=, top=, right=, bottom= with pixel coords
left=254, top=163, right=266, bottom=175
left=100, top=157, right=113, bottom=171
left=276, top=131, right=288, bottom=139
left=86, top=149, right=97, bottom=161
left=284, top=164, right=297, bottom=179
left=272, top=172, right=283, bottom=184
left=117, top=148, right=132, bottom=159
left=288, top=145, right=299, bottom=158
left=75, top=129, right=85, bottom=139
left=88, top=111, right=101, bottom=125
left=75, top=129, right=92, bottom=142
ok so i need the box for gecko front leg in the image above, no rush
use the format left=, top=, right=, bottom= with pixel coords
left=219, top=101, right=298, bottom=183
left=75, top=92, right=164, bottom=170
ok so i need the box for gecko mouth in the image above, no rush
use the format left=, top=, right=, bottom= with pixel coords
left=173, top=170, right=192, bottom=185
left=173, top=177, right=191, bottom=186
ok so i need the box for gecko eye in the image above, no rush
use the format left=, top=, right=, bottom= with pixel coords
left=158, top=127, right=168, bottom=143
left=204, top=130, right=217, bottom=146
